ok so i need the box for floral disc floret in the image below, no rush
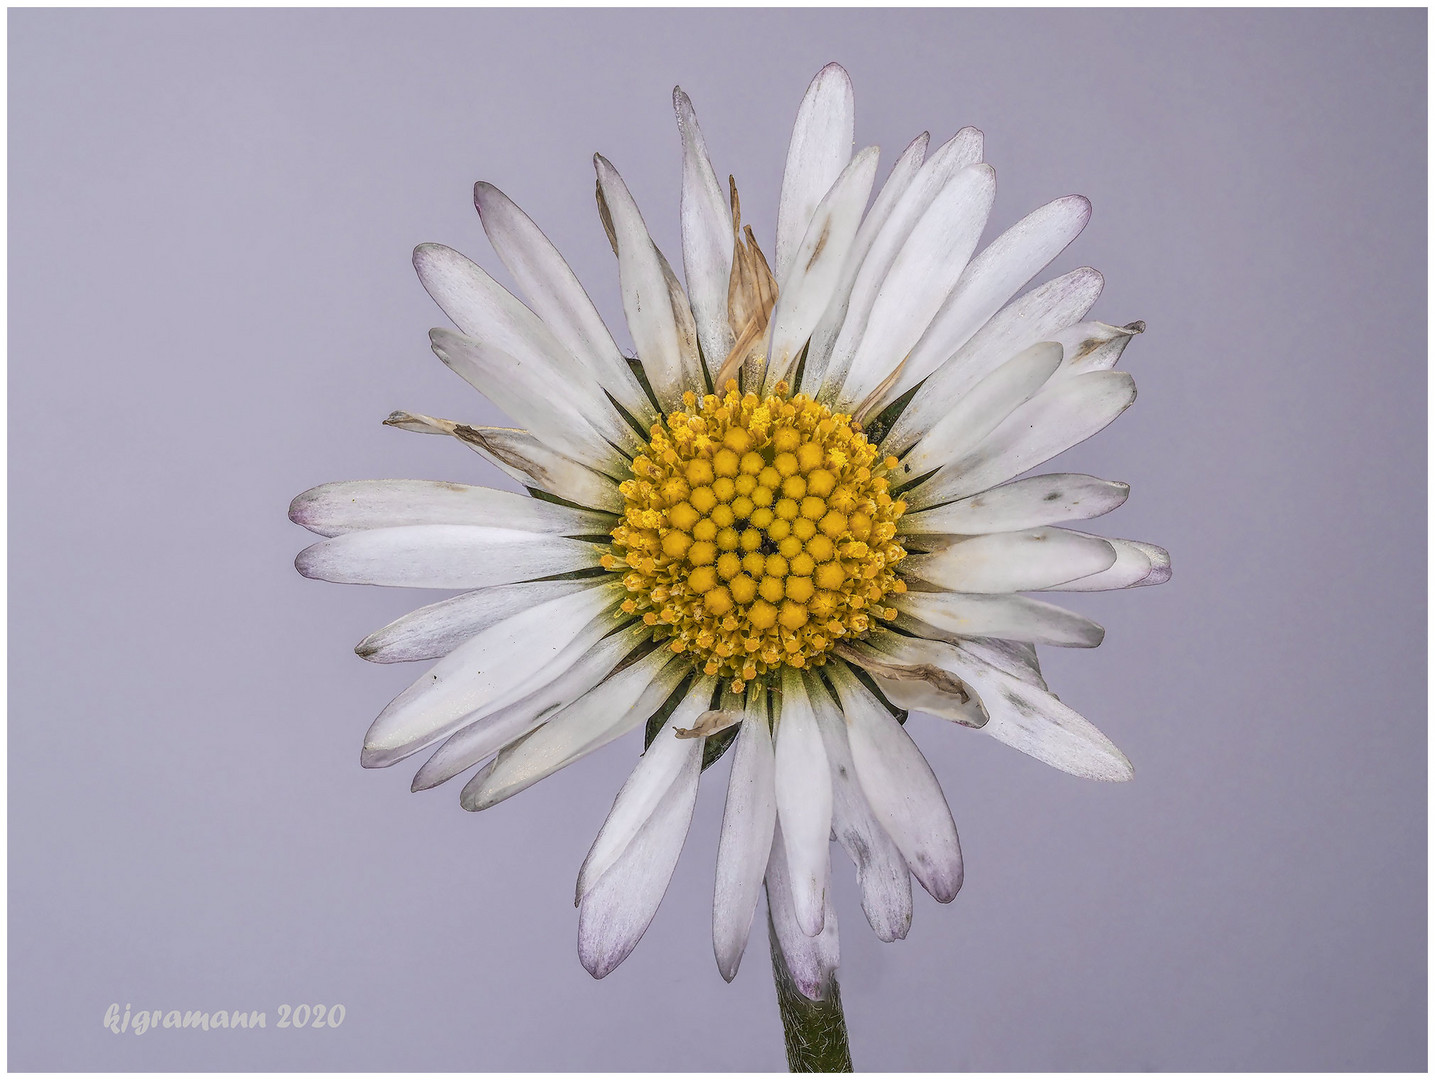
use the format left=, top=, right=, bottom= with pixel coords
left=604, top=380, right=907, bottom=692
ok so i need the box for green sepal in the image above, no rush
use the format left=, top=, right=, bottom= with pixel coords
left=859, top=380, right=920, bottom=447
left=642, top=673, right=693, bottom=751
left=701, top=725, right=740, bottom=771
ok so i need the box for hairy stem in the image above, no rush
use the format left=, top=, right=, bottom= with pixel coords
left=768, top=911, right=853, bottom=1072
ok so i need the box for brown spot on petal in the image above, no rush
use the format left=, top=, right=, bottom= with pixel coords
left=833, top=643, right=970, bottom=701
left=805, top=218, right=831, bottom=272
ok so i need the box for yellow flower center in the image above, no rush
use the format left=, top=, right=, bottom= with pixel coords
left=603, top=380, right=907, bottom=692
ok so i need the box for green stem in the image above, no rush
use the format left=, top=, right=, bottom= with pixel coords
left=768, top=911, right=853, bottom=1072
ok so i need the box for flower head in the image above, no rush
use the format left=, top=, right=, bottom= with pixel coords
left=291, top=62, right=1167, bottom=998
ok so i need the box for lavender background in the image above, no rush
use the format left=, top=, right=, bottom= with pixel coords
left=9, top=8, right=1426, bottom=1072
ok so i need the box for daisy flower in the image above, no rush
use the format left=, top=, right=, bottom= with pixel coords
left=291, top=61, right=1167, bottom=1049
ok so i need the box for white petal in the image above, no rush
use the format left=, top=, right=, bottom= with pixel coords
left=799, top=132, right=930, bottom=395
left=906, top=371, right=1138, bottom=508
left=871, top=672, right=987, bottom=726
left=1043, top=535, right=1169, bottom=591
left=892, top=591, right=1105, bottom=649
left=883, top=266, right=1104, bottom=455
left=893, top=341, right=1063, bottom=483
left=814, top=128, right=984, bottom=402
left=764, top=146, right=880, bottom=392
left=826, top=663, right=963, bottom=903
left=409, top=625, right=645, bottom=790
left=899, top=473, right=1129, bottom=536
left=576, top=678, right=713, bottom=901
left=901, top=527, right=1117, bottom=593
left=766, top=820, right=840, bottom=1001
left=356, top=579, right=591, bottom=663
left=360, top=587, right=621, bottom=767
left=775, top=63, right=854, bottom=286
left=857, top=633, right=1133, bottom=781
left=428, top=328, right=626, bottom=472
left=594, top=155, right=704, bottom=410
left=936, top=641, right=1133, bottom=781
left=809, top=676, right=912, bottom=942
left=381, top=413, right=626, bottom=513
left=461, top=648, right=688, bottom=810
left=673, top=88, right=736, bottom=370
left=879, top=195, right=1092, bottom=409
left=450, top=425, right=624, bottom=511
left=288, top=479, right=613, bottom=539
left=295, top=524, right=601, bottom=590
left=773, top=669, right=832, bottom=937
left=713, top=690, right=777, bottom=982
left=1131, top=540, right=1172, bottom=586
left=472, top=183, right=655, bottom=423
left=833, top=163, right=998, bottom=413
left=578, top=751, right=700, bottom=979
left=1050, top=319, right=1145, bottom=378
left=413, top=245, right=638, bottom=453
left=961, top=636, right=1047, bottom=690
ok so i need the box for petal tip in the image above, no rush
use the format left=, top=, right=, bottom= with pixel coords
left=714, top=947, right=742, bottom=983
left=934, top=871, right=964, bottom=904
left=359, top=744, right=391, bottom=769
left=293, top=542, right=323, bottom=580
left=472, top=180, right=499, bottom=212
left=286, top=490, right=311, bottom=526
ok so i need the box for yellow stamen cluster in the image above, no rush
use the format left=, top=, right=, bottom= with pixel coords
left=603, top=380, right=907, bottom=692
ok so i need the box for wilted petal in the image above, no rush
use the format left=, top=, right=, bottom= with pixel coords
left=871, top=672, right=987, bottom=727
left=429, top=328, right=627, bottom=471
left=852, top=632, right=1133, bottom=782
left=1051, top=319, right=1145, bottom=378
left=414, top=245, right=638, bottom=455
left=382, top=413, right=625, bottom=512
